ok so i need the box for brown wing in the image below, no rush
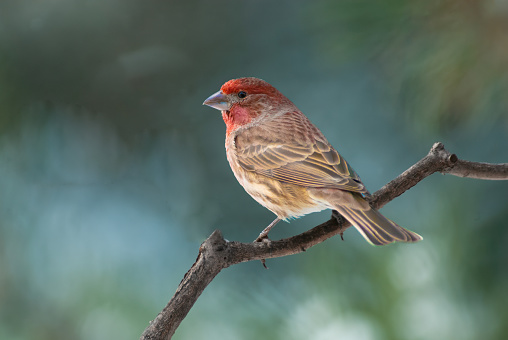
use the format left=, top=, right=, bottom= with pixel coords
left=234, top=112, right=366, bottom=193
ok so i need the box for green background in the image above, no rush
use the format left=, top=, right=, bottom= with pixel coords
left=1, top=1, right=507, bottom=339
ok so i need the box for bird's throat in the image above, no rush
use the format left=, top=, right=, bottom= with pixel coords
left=223, top=105, right=253, bottom=134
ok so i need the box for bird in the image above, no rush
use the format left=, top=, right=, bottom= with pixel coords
left=203, top=77, right=422, bottom=246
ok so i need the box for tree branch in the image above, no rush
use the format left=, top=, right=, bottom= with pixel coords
left=140, top=142, right=508, bottom=340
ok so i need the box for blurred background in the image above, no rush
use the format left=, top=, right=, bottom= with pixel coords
left=0, top=1, right=507, bottom=339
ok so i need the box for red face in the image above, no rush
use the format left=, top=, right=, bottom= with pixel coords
left=203, top=77, right=290, bottom=134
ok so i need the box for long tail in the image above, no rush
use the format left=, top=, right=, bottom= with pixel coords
left=334, top=203, right=422, bottom=245
left=308, top=188, right=422, bottom=246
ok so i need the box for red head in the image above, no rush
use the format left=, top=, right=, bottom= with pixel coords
left=220, top=77, right=281, bottom=98
left=203, top=77, right=293, bottom=134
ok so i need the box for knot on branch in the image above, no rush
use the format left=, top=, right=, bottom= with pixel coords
left=430, top=142, right=459, bottom=171
left=430, top=141, right=445, bottom=153
left=199, top=230, right=230, bottom=268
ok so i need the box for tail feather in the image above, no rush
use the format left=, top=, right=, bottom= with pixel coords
left=335, top=205, right=422, bottom=246
left=307, top=187, right=422, bottom=246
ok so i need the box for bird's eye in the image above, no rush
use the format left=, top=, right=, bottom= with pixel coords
left=237, top=91, right=247, bottom=99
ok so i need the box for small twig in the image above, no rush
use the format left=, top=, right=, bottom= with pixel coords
left=140, top=142, right=508, bottom=340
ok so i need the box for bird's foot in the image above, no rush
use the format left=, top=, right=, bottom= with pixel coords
left=254, top=234, right=271, bottom=244
left=254, top=235, right=271, bottom=269
left=332, top=209, right=346, bottom=223
left=254, top=218, right=281, bottom=269
left=332, top=210, right=346, bottom=241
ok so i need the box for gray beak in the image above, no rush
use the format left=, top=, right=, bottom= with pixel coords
left=203, top=91, right=230, bottom=111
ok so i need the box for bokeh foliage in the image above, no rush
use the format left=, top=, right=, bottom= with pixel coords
left=0, top=1, right=506, bottom=339
left=311, top=0, right=508, bottom=133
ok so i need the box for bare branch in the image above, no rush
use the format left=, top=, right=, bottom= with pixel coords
left=140, top=231, right=228, bottom=339
left=444, top=159, right=508, bottom=180
left=140, top=142, right=508, bottom=340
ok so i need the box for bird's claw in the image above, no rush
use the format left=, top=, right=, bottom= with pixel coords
left=332, top=210, right=346, bottom=241
left=260, top=259, right=269, bottom=269
left=332, top=210, right=345, bottom=223
left=254, top=235, right=271, bottom=269
left=254, top=234, right=271, bottom=244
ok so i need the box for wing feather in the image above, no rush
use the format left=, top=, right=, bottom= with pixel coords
left=234, top=111, right=366, bottom=193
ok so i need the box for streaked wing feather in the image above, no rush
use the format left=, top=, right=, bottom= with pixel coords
left=235, top=123, right=366, bottom=192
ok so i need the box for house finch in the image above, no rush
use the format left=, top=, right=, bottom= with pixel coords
left=203, top=77, right=422, bottom=245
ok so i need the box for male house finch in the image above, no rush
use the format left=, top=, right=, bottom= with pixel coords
left=203, top=77, right=422, bottom=245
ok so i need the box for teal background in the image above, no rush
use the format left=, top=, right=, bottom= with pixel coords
left=1, top=1, right=507, bottom=339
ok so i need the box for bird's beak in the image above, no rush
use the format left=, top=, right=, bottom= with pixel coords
left=203, top=91, right=230, bottom=111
